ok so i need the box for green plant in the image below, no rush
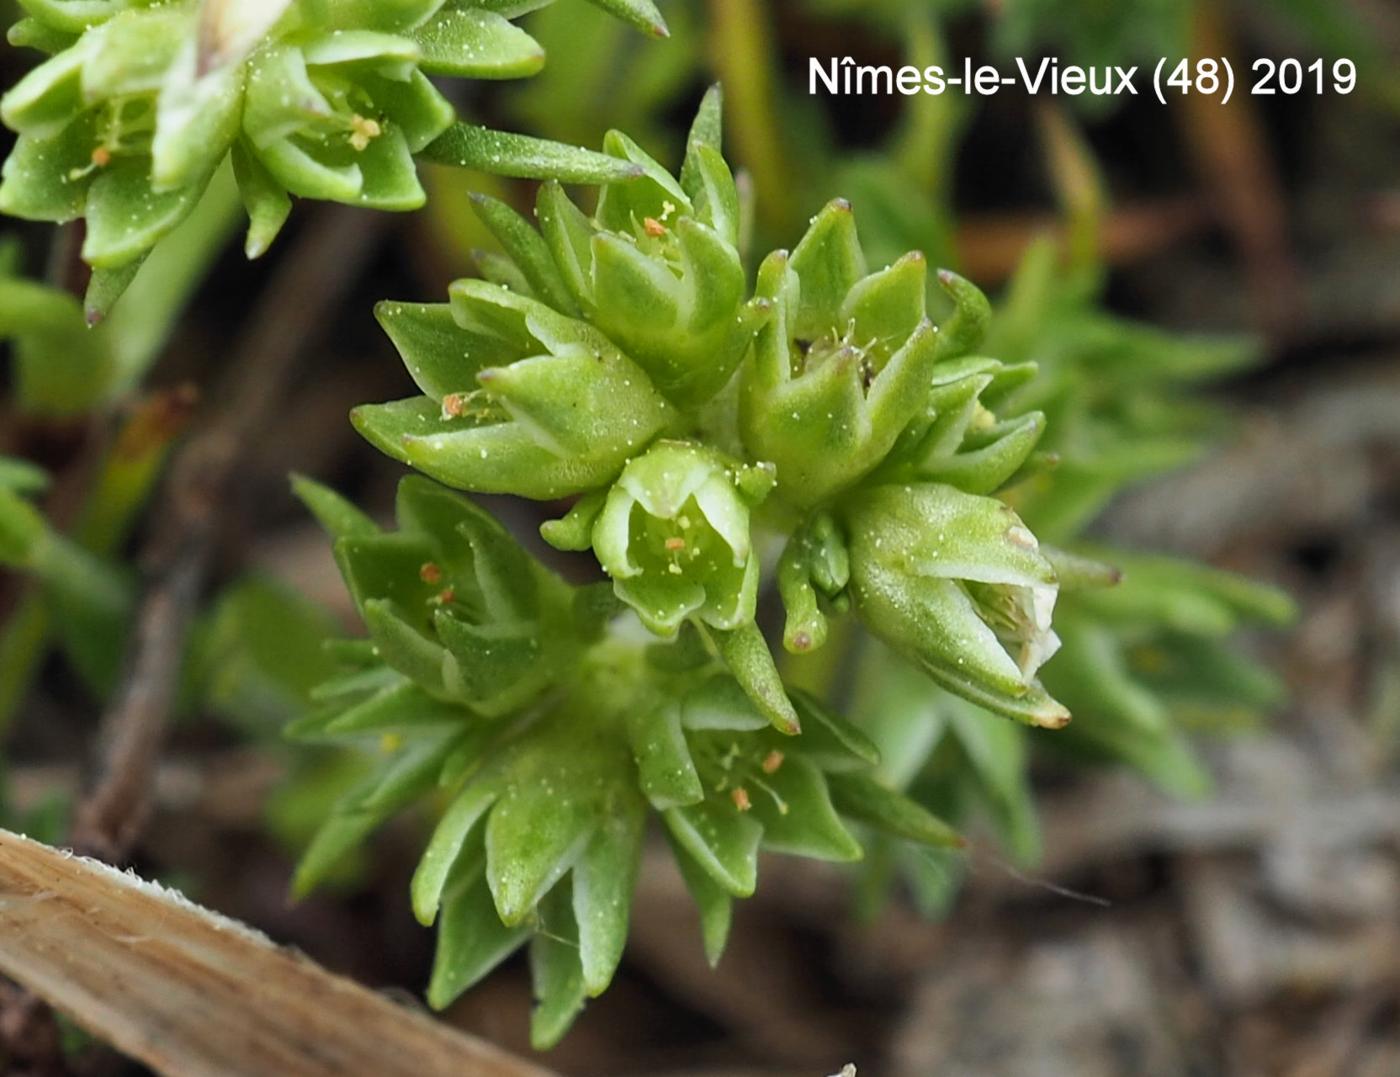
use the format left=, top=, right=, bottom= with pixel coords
left=0, top=0, right=1304, bottom=1060
left=290, top=472, right=963, bottom=1047
left=829, top=239, right=1296, bottom=914
left=287, top=100, right=1166, bottom=1044
left=0, top=0, right=665, bottom=313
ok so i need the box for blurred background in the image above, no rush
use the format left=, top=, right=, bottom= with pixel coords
left=2, top=1, right=1399, bottom=1073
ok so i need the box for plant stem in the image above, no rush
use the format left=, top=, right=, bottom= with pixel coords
left=0, top=389, right=196, bottom=738
left=706, top=0, right=796, bottom=238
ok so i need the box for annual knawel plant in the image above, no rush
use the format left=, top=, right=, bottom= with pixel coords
left=0, top=0, right=1298, bottom=1058
left=286, top=94, right=1118, bottom=1045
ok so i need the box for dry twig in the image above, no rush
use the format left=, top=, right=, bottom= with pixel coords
left=72, top=208, right=390, bottom=862
left=0, top=830, right=552, bottom=1077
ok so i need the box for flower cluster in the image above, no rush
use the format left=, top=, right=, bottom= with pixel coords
left=357, top=92, right=1069, bottom=735
left=0, top=0, right=663, bottom=306
left=841, top=238, right=1296, bottom=914
left=291, top=475, right=960, bottom=1047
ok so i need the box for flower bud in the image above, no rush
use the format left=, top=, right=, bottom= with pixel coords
left=295, top=475, right=583, bottom=717
left=842, top=482, right=1069, bottom=728
left=520, top=88, right=757, bottom=409
left=738, top=201, right=993, bottom=510
left=876, top=355, right=1047, bottom=496
left=355, top=283, right=676, bottom=500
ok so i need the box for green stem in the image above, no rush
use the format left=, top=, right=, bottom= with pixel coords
left=0, top=598, right=49, bottom=738
left=706, top=0, right=797, bottom=238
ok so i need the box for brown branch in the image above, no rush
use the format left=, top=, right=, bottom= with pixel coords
left=71, top=207, right=391, bottom=862
left=0, top=830, right=554, bottom=1077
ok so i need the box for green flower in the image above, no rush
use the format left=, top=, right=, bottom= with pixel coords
left=355, top=283, right=676, bottom=500
left=474, top=86, right=760, bottom=409
left=738, top=199, right=992, bottom=511
left=546, top=440, right=773, bottom=637
left=842, top=482, right=1069, bottom=728
left=876, top=355, right=1048, bottom=495
left=293, top=472, right=596, bottom=717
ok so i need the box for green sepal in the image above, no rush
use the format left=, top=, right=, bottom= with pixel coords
left=468, top=192, right=577, bottom=314
left=918, top=411, right=1048, bottom=495
left=427, top=854, right=530, bottom=1010
left=412, top=779, right=502, bottom=924
left=8, top=17, right=78, bottom=54
left=485, top=775, right=596, bottom=926
left=292, top=729, right=460, bottom=897
left=528, top=884, right=587, bottom=1050
left=409, top=7, right=545, bottom=78
left=789, top=691, right=881, bottom=772
left=82, top=160, right=210, bottom=268
left=662, top=796, right=762, bottom=898
left=704, top=622, right=801, bottom=736
left=0, top=119, right=97, bottom=222
left=290, top=473, right=380, bottom=541
left=320, top=679, right=469, bottom=739
left=231, top=138, right=291, bottom=258
left=788, top=198, right=866, bottom=339
left=627, top=701, right=704, bottom=810
left=83, top=259, right=144, bottom=326
left=663, top=826, right=732, bottom=966
left=0, top=41, right=88, bottom=137
left=374, top=299, right=512, bottom=399
left=751, top=756, right=862, bottom=863
left=540, top=491, right=606, bottom=553
left=151, top=44, right=245, bottom=191
left=572, top=791, right=645, bottom=995
left=579, top=0, right=669, bottom=38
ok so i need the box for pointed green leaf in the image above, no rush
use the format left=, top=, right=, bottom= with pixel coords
left=420, top=122, right=644, bottom=184
left=291, top=474, right=380, bottom=541
left=789, top=198, right=866, bottom=338
left=428, top=868, right=529, bottom=1009
left=752, top=756, right=862, bottom=863
left=231, top=138, right=291, bottom=259
left=528, top=885, right=587, bottom=1050
left=485, top=781, right=596, bottom=925
left=0, top=121, right=96, bottom=222
left=663, top=827, right=732, bottom=966
left=572, top=792, right=645, bottom=995
left=705, top=622, right=801, bottom=736
left=828, top=772, right=965, bottom=849
left=83, top=160, right=208, bottom=268
left=579, top=0, right=669, bottom=37
left=468, top=192, right=577, bottom=314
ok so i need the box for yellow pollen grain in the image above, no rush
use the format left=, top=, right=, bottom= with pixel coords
left=349, top=115, right=381, bottom=151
